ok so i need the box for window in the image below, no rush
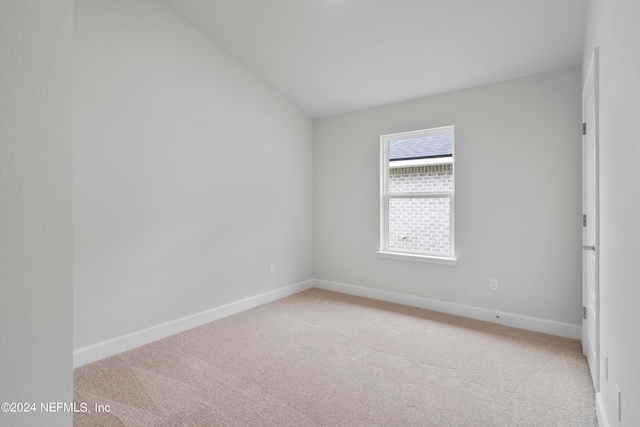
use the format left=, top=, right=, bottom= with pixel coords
left=378, top=126, right=456, bottom=264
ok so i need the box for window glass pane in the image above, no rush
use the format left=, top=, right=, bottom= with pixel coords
left=388, top=197, right=450, bottom=255
left=387, top=133, right=453, bottom=194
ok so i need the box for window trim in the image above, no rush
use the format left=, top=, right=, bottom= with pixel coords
left=376, top=250, right=458, bottom=266
left=379, top=126, right=457, bottom=264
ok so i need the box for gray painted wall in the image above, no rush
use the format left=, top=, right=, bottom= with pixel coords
left=583, top=0, right=640, bottom=424
left=314, top=67, right=583, bottom=325
left=74, top=0, right=314, bottom=349
left=0, top=1, right=73, bottom=426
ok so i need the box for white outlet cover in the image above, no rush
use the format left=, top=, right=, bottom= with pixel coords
left=490, top=278, right=499, bottom=290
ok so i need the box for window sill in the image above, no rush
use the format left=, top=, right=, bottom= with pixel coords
left=377, top=250, right=457, bottom=266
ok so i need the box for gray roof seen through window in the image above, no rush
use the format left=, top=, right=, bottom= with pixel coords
left=389, top=133, right=452, bottom=161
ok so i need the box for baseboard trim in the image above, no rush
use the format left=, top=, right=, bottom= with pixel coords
left=596, top=392, right=609, bottom=427
left=313, top=279, right=582, bottom=340
left=75, top=278, right=582, bottom=368
left=73, top=280, right=314, bottom=368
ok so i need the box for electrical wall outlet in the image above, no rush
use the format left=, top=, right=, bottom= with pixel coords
left=269, top=264, right=276, bottom=276
left=489, top=278, right=499, bottom=291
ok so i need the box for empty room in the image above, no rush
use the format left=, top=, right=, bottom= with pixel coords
left=1, top=0, right=639, bottom=426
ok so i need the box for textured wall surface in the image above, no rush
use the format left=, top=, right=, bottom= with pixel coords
left=314, top=67, right=583, bottom=325
left=0, top=1, right=73, bottom=426
left=74, top=0, right=313, bottom=351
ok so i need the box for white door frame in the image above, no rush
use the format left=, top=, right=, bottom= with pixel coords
left=582, top=47, right=600, bottom=393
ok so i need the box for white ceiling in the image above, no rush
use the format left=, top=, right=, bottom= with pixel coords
left=160, top=0, right=589, bottom=118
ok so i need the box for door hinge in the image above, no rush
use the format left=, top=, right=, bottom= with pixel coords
left=583, top=214, right=587, bottom=227
left=583, top=123, right=587, bottom=135
left=583, top=307, right=587, bottom=320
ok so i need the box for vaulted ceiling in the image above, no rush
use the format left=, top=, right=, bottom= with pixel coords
left=160, top=0, right=589, bottom=118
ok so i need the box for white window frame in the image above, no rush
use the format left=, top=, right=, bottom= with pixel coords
left=378, top=126, right=457, bottom=266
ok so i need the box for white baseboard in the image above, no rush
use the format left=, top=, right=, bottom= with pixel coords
left=73, top=280, right=314, bottom=368
left=596, top=392, right=609, bottom=427
left=75, top=278, right=582, bottom=368
left=313, top=279, right=582, bottom=340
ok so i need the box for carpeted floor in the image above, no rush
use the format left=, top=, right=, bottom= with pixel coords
left=74, top=288, right=597, bottom=426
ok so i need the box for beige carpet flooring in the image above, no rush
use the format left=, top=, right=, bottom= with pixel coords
left=74, top=288, right=597, bottom=426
